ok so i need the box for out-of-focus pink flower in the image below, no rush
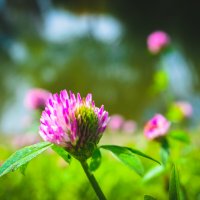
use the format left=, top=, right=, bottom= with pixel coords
left=175, top=101, right=193, bottom=118
left=39, top=90, right=109, bottom=160
left=144, top=114, right=170, bottom=140
left=12, top=134, right=40, bottom=148
left=24, top=88, right=50, bottom=110
left=121, top=120, right=137, bottom=134
left=147, top=31, right=170, bottom=54
left=107, top=114, right=124, bottom=132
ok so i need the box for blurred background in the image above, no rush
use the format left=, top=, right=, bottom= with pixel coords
left=1, top=0, right=200, bottom=135
left=1, top=1, right=200, bottom=199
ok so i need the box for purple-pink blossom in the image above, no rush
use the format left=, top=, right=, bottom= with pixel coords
left=144, top=114, right=170, bottom=140
left=25, top=88, right=50, bottom=110
left=39, top=90, right=109, bottom=159
left=147, top=31, right=170, bottom=54
left=108, top=114, right=124, bottom=132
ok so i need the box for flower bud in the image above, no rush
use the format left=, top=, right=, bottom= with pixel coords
left=147, top=31, right=170, bottom=54
left=25, top=88, right=50, bottom=110
left=144, top=114, right=170, bottom=140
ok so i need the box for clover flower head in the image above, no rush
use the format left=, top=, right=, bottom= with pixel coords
left=144, top=114, right=170, bottom=140
left=39, top=90, right=109, bottom=160
left=147, top=31, right=170, bottom=54
left=25, top=88, right=50, bottom=110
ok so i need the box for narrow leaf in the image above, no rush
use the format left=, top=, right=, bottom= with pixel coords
left=126, top=147, right=160, bottom=165
left=52, top=145, right=71, bottom=164
left=19, top=162, right=29, bottom=176
left=169, top=165, right=180, bottom=200
left=160, top=138, right=170, bottom=165
left=100, top=145, right=144, bottom=176
left=160, top=147, right=169, bottom=166
left=101, top=145, right=160, bottom=165
left=144, top=194, right=157, bottom=200
left=0, top=142, right=52, bottom=177
left=143, top=165, right=165, bottom=182
left=89, top=148, right=101, bottom=172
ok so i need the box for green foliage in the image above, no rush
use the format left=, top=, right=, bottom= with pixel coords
left=125, top=147, right=161, bottom=165
left=143, top=165, right=165, bottom=182
left=0, top=132, right=200, bottom=200
left=101, top=145, right=160, bottom=164
left=89, top=148, right=101, bottom=172
left=52, top=145, right=71, bottom=164
left=160, top=138, right=170, bottom=165
left=169, top=130, right=190, bottom=143
left=0, top=142, right=53, bottom=177
left=100, top=145, right=160, bottom=176
left=19, top=163, right=29, bottom=176
left=144, top=194, right=157, bottom=200
left=101, top=145, right=144, bottom=176
left=169, top=165, right=180, bottom=200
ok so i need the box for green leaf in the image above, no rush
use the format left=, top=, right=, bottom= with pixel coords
left=160, top=147, right=169, bottom=166
left=169, top=165, right=180, bottom=200
left=19, top=162, right=29, bottom=176
left=100, top=145, right=144, bottom=176
left=143, top=165, right=165, bottom=182
left=169, top=130, right=190, bottom=143
left=89, top=148, right=101, bottom=172
left=126, top=147, right=161, bottom=165
left=160, top=138, right=170, bottom=165
left=0, top=142, right=52, bottom=177
left=101, top=145, right=160, bottom=165
left=144, top=194, right=157, bottom=200
left=52, top=145, right=71, bottom=164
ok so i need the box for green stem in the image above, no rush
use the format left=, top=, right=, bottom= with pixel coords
left=80, top=161, right=107, bottom=200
